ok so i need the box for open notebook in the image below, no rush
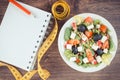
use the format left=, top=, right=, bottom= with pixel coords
left=0, top=1, right=51, bottom=71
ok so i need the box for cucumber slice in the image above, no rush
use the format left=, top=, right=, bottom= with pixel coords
left=64, top=27, right=71, bottom=41
left=64, top=49, right=75, bottom=60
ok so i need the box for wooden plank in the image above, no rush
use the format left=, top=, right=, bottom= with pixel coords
left=0, top=0, right=120, bottom=80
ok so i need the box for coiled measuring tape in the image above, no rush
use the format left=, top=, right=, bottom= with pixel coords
left=0, top=0, right=70, bottom=80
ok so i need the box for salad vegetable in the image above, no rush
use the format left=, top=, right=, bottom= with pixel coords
left=64, top=16, right=114, bottom=68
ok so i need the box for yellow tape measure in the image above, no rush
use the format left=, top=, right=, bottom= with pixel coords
left=0, top=0, right=70, bottom=80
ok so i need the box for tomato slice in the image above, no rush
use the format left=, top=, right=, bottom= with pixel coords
left=85, top=31, right=93, bottom=38
left=84, top=17, right=93, bottom=23
left=67, top=39, right=80, bottom=45
left=92, top=60, right=98, bottom=65
left=97, top=40, right=103, bottom=48
left=100, top=24, right=107, bottom=33
left=67, top=40, right=74, bottom=45
left=86, top=49, right=95, bottom=62
left=88, top=56, right=94, bottom=62
left=75, top=58, right=80, bottom=64
left=102, top=40, right=109, bottom=49
left=73, top=39, right=80, bottom=45
left=86, top=49, right=93, bottom=56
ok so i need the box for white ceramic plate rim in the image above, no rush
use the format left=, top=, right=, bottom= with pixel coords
left=58, top=13, right=118, bottom=72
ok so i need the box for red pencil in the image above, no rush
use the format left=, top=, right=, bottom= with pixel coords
left=9, top=0, right=31, bottom=15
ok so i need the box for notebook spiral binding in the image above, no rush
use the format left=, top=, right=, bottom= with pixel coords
left=27, top=16, right=54, bottom=70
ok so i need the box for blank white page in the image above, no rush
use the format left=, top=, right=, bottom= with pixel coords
left=0, top=2, right=51, bottom=71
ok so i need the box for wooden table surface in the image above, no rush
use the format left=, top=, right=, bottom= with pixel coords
left=0, top=0, right=120, bottom=80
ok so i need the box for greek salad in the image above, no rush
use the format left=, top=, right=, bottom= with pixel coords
left=64, top=16, right=114, bottom=68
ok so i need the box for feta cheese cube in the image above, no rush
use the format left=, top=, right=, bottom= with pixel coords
left=66, top=44, right=72, bottom=50
left=81, top=33, right=88, bottom=41
left=70, top=57, right=76, bottom=62
left=70, top=32, right=76, bottom=39
left=96, top=56, right=102, bottom=63
left=96, top=24, right=101, bottom=28
left=87, top=24, right=94, bottom=30
left=77, top=46, right=83, bottom=52
left=83, top=57, right=89, bottom=63
left=101, top=36, right=107, bottom=43
left=103, top=49, right=108, bottom=53
left=92, top=44, right=99, bottom=51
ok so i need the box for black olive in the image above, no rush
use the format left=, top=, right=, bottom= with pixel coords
left=72, top=45, right=78, bottom=54
left=77, top=24, right=87, bottom=32
left=96, top=49, right=103, bottom=55
left=93, top=33, right=102, bottom=41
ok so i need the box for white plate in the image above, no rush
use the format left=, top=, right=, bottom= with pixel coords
left=58, top=13, right=118, bottom=72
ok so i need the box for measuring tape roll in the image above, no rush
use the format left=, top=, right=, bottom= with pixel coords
left=52, top=0, right=70, bottom=20
left=0, top=0, right=70, bottom=80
